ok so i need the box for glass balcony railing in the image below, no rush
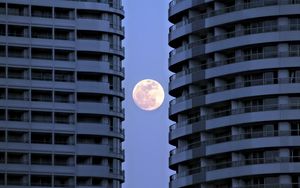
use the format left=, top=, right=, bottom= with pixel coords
left=64, top=0, right=123, bottom=10
left=236, top=183, right=300, bottom=188
left=169, top=51, right=294, bottom=79
left=170, top=130, right=300, bottom=156
left=170, top=103, right=300, bottom=131
left=170, top=0, right=300, bottom=31
left=170, top=24, right=300, bottom=57
left=170, top=77, right=299, bottom=105
left=171, top=156, right=300, bottom=181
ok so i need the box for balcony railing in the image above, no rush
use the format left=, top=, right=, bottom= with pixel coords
left=169, top=51, right=295, bottom=80
left=54, top=160, right=75, bottom=166
left=170, top=24, right=300, bottom=57
left=31, top=117, right=52, bottom=123
left=7, top=159, right=29, bottom=164
left=170, top=0, right=300, bottom=31
left=170, top=77, right=299, bottom=105
left=7, top=137, right=29, bottom=143
left=31, top=97, right=53, bottom=102
left=236, top=183, right=300, bottom=188
left=32, top=33, right=53, bottom=39
left=7, top=52, right=28, bottom=58
left=170, top=103, right=300, bottom=131
left=31, top=74, right=52, bottom=81
left=171, top=156, right=300, bottom=181
left=31, top=182, right=52, bottom=187
left=7, top=32, right=29, bottom=38
left=170, top=130, right=299, bottom=156
left=7, top=181, right=29, bottom=186
left=64, top=0, right=123, bottom=10
left=31, top=54, right=53, bottom=60
left=31, top=160, right=52, bottom=166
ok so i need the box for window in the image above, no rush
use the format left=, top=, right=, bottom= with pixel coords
left=263, top=46, right=277, bottom=58
left=263, top=98, right=278, bottom=110
left=263, top=20, right=277, bottom=32
left=244, top=99, right=263, bottom=112
left=290, top=70, right=300, bottom=83
left=291, top=122, right=300, bottom=136
left=290, top=44, right=300, bottom=56
left=31, top=6, right=52, bottom=18
left=264, top=177, right=279, bottom=185
left=290, top=18, right=300, bottom=30
left=264, top=150, right=279, bottom=162
left=263, top=72, right=275, bottom=84
left=31, top=69, right=52, bottom=81
left=263, top=124, right=275, bottom=137
left=244, top=47, right=263, bottom=60
left=289, top=97, right=300, bottom=109
left=32, top=27, right=52, bottom=39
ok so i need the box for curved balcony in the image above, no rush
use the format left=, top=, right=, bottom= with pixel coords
left=171, top=37, right=300, bottom=70
left=76, top=60, right=125, bottom=79
left=76, top=102, right=124, bottom=119
left=169, top=24, right=300, bottom=67
left=169, top=0, right=209, bottom=22
left=170, top=103, right=300, bottom=131
left=76, top=39, right=110, bottom=52
left=63, top=0, right=125, bottom=13
left=170, top=107, right=300, bottom=142
left=169, top=78, right=300, bottom=116
left=170, top=77, right=298, bottom=105
left=5, top=0, right=124, bottom=15
left=170, top=56, right=297, bottom=94
left=236, top=184, right=300, bottom=188
left=76, top=144, right=124, bottom=161
left=0, top=17, right=123, bottom=38
left=0, top=78, right=76, bottom=91
left=170, top=156, right=300, bottom=187
left=76, top=165, right=124, bottom=181
left=76, top=81, right=124, bottom=98
left=77, top=123, right=125, bottom=140
left=169, top=52, right=300, bottom=87
left=169, top=0, right=300, bottom=35
left=110, top=46, right=125, bottom=59
left=169, top=130, right=299, bottom=167
left=170, top=130, right=295, bottom=156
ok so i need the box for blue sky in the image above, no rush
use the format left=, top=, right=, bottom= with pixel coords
left=122, top=0, right=172, bottom=187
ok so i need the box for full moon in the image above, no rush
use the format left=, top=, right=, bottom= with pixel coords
left=132, top=79, right=165, bottom=111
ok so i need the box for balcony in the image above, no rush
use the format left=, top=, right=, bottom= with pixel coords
left=170, top=77, right=298, bottom=105
left=170, top=24, right=300, bottom=58
left=169, top=0, right=300, bottom=32
left=170, top=156, right=300, bottom=181
left=170, top=103, right=300, bottom=131
left=170, top=129, right=299, bottom=156
left=169, top=50, right=292, bottom=79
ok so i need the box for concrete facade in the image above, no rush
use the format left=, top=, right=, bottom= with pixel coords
left=168, top=0, right=300, bottom=187
left=0, top=0, right=124, bottom=187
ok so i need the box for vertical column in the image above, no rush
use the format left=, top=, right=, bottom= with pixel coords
left=278, top=16, right=289, bottom=57
left=279, top=122, right=291, bottom=136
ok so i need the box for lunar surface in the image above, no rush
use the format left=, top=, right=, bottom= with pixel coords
left=132, top=79, right=165, bottom=111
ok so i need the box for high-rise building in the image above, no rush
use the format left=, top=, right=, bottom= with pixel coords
left=168, top=0, right=300, bottom=187
left=0, top=0, right=124, bottom=187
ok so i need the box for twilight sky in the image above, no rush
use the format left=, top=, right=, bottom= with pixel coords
left=122, top=0, right=172, bottom=187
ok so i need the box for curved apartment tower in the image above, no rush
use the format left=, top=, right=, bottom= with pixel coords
left=0, top=0, right=124, bottom=187
left=168, top=0, right=300, bottom=187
